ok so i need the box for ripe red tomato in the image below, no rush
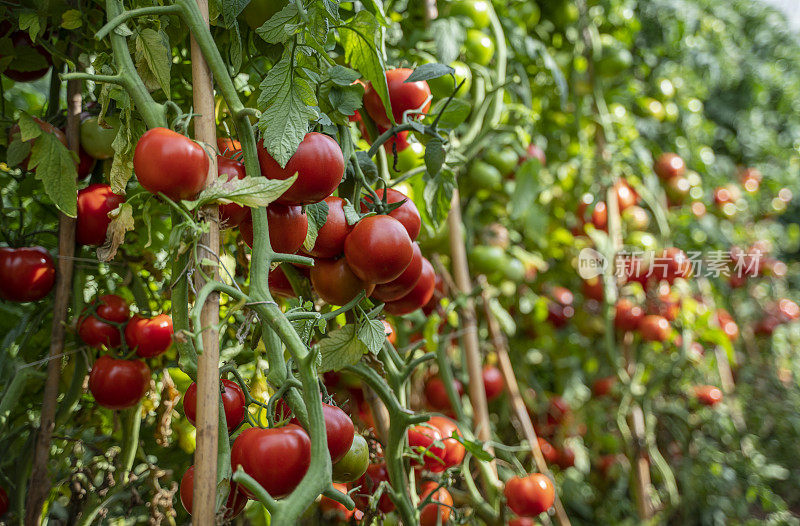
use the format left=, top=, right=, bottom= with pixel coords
left=556, top=446, right=575, bottom=469
left=77, top=146, right=96, bottom=178
left=1, top=31, right=51, bottom=82
left=639, top=315, right=670, bottom=342
left=344, top=215, right=414, bottom=284
left=305, top=196, right=353, bottom=258
left=353, top=463, right=395, bottom=513
left=547, top=395, right=571, bottom=426
left=590, top=201, right=608, bottom=230
left=269, top=266, right=296, bottom=298
left=240, top=205, right=308, bottom=254
left=592, top=376, right=616, bottom=397
left=377, top=125, right=410, bottom=152
left=384, top=257, right=436, bottom=315
left=546, top=301, right=574, bottom=328
left=614, top=298, right=644, bottom=331
left=88, top=356, right=150, bottom=410
left=509, top=517, right=537, bottom=526
left=427, top=416, right=465, bottom=471
left=291, top=403, right=354, bottom=463
left=133, top=128, right=209, bottom=201
left=0, top=486, right=8, bottom=517
left=693, top=385, right=723, bottom=406
left=777, top=298, right=800, bottom=322
left=651, top=247, right=691, bottom=283
left=419, top=482, right=453, bottom=526
left=76, top=184, right=125, bottom=246
left=319, top=483, right=359, bottom=520
left=180, top=466, right=248, bottom=519
left=0, top=246, right=55, bottom=302
left=613, top=179, right=637, bottom=210
left=371, top=242, right=423, bottom=302
left=258, top=132, right=344, bottom=205
left=217, top=137, right=242, bottom=156
left=78, top=294, right=130, bottom=348
left=361, top=188, right=422, bottom=241
left=482, top=365, right=504, bottom=401
left=524, top=144, right=546, bottom=166
left=382, top=319, right=397, bottom=346
left=310, top=257, right=375, bottom=305
left=424, top=376, right=463, bottom=411
left=363, top=68, right=432, bottom=128
left=184, top=379, right=246, bottom=433
left=503, top=473, right=555, bottom=517
left=217, top=156, right=248, bottom=228
left=537, top=437, right=558, bottom=464
left=582, top=277, right=604, bottom=301
left=124, top=314, right=173, bottom=358
left=654, top=152, right=685, bottom=180
left=408, top=424, right=445, bottom=471
left=231, top=424, right=311, bottom=498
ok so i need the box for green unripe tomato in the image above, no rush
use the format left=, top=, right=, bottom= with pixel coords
left=627, top=231, right=659, bottom=251
left=168, top=366, right=193, bottom=393
left=464, top=29, right=495, bottom=66
left=80, top=115, right=120, bottom=160
left=332, top=434, right=369, bottom=483
left=469, top=245, right=507, bottom=275
left=504, top=257, right=526, bottom=282
left=241, top=0, right=288, bottom=30
left=447, top=0, right=491, bottom=28
left=484, top=148, right=519, bottom=177
left=464, top=160, right=502, bottom=190
left=521, top=1, right=541, bottom=28
left=389, top=141, right=425, bottom=175
left=428, top=61, right=473, bottom=99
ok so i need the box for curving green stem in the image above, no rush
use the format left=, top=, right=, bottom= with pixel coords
left=95, top=5, right=182, bottom=40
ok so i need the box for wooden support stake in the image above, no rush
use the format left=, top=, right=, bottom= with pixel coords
left=24, top=74, right=80, bottom=526
left=189, top=1, right=221, bottom=523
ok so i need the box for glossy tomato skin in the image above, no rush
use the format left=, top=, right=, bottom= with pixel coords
left=319, top=483, right=358, bottom=520
left=504, top=473, right=555, bottom=517
left=614, top=179, right=638, bottom=210
left=258, top=132, right=344, bottom=205
left=354, top=463, right=395, bottom=513
left=424, top=376, right=463, bottom=411
left=78, top=294, right=130, bottom=348
left=509, top=517, right=537, bottom=526
left=345, top=215, right=414, bottom=284
left=332, top=433, right=369, bottom=483
left=269, top=266, right=296, bottom=298
left=428, top=416, right=465, bottom=471
left=124, top=314, right=173, bottom=358
left=183, top=379, right=246, bottom=433
left=482, top=365, right=504, bottom=401
left=180, top=466, right=248, bottom=519
left=306, top=196, right=352, bottom=258
left=88, top=356, right=150, bottom=410
left=363, top=68, right=432, bottom=128
left=231, top=424, right=311, bottom=498
left=537, top=437, right=559, bottom=464
left=80, top=115, right=120, bottom=160
left=76, top=184, right=125, bottom=246
left=408, top=424, right=445, bottom=471
left=311, top=257, right=375, bottom=305
left=133, top=128, right=209, bottom=201
left=361, top=188, right=422, bottom=241
left=217, top=156, right=248, bottom=228
left=291, top=403, right=354, bottom=463
left=654, top=152, right=685, bottom=180
left=240, top=205, right=308, bottom=254
left=384, top=257, right=436, bottom=315
left=419, top=482, right=453, bottom=526
left=639, top=315, right=671, bottom=342
left=0, top=246, right=55, bottom=302
left=371, top=242, right=423, bottom=302
left=694, top=385, right=723, bottom=406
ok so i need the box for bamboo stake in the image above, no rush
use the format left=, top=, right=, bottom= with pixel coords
left=478, top=278, right=572, bottom=526
left=189, top=1, right=221, bottom=523
left=24, top=74, right=80, bottom=526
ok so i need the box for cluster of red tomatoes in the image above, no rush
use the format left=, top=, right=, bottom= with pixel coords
left=79, top=294, right=173, bottom=410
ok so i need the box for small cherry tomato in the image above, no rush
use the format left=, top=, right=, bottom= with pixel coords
left=503, top=473, right=555, bottom=517
left=482, top=365, right=504, bottom=401
left=371, top=243, right=423, bottom=302
left=427, top=416, right=465, bottom=471
left=424, top=376, right=463, bottom=411
left=88, top=356, right=150, bottom=410
left=353, top=463, right=395, bottom=513
left=614, top=298, right=644, bottom=332
left=693, top=385, right=723, bottom=406
left=419, top=482, right=453, bottom=526
left=654, top=152, right=685, bottom=180
left=639, top=315, right=671, bottom=342
left=537, top=437, right=559, bottom=464
left=124, top=314, right=173, bottom=358
left=408, top=424, right=445, bottom=471
left=292, top=402, right=354, bottom=463
left=240, top=204, right=308, bottom=254
left=78, top=294, right=130, bottom=348
left=305, top=196, right=353, bottom=258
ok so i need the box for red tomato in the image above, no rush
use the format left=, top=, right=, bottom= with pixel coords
left=716, top=309, right=738, bottom=341
left=78, top=294, right=130, bottom=348
left=482, top=365, right=504, bottom=401
left=363, top=68, right=432, bottom=128
left=547, top=396, right=571, bottom=426
left=353, top=463, right=395, bottom=513
left=0, top=486, right=8, bottom=517
left=592, top=376, right=616, bottom=397
left=614, top=179, right=637, bottom=210
left=217, top=156, right=248, bottom=228
left=556, top=447, right=575, bottom=469
left=240, top=204, right=308, bottom=254
left=306, top=196, right=353, bottom=258
left=88, top=356, right=150, bottom=410
left=124, top=314, right=173, bottom=358
left=230, top=425, right=311, bottom=498
left=344, top=215, right=414, bottom=284
left=524, top=144, right=546, bottom=166
left=651, top=247, right=691, bottom=283
left=319, top=483, right=358, bottom=520
left=582, top=277, right=604, bottom=301
left=382, top=319, right=397, bottom=346
left=257, top=132, right=344, bottom=205
left=361, top=188, right=422, bottom=241
left=693, top=385, right=723, bottom=406
left=614, top=298, right=644, bottom=332
left=509, top=517, right=537, bottom=526
left=378, top=125, right=410, bottom=152
left=217, top=137, right=242, bottom=156
left=1, top=31, right=51, bottom=82
left=133, top=128, right=209, bottom=201
left=546, top=302, right=574, bottom=328
left=310, top=257, right=375, bottom=305
left=77, top=146, right=96, bottom=178
left=503, top=473, right=555, bottom=517
left=0, top=246, right=55, bottom=302
left=291, top=402, right=354, bottom=463
left=408, top=424, right=445, bottom=471
left=654, top=152, right=685, bottom=180
left=183, top=379, right=246, bottom=433
left=639, top=315, right=670, bottom=342
left=427, top=416, right=465, bottom=471
left=180, top=466, right=248, bottom=519
left=77, top=184, right=125, bottom=245
left=424, top=376, right=463, bottom=411
left=778, top=298, right=800, bottom=322
left=269, top=266, right=296, bottom=298
left=590, top=201, right=608, bottom=230
left=537, top=437, right=559, bottom=464
left=384, top=257, right=436, bottom=315
left=371, top=242, right=423, bottom=302
left=419, top=482, right=453, bottom=526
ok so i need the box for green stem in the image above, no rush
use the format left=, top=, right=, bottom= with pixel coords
left=95, top=5, right=182, bottom=40
left=119, top=400, right=142, bottom=485
left=366, top=123, right=416, bottom=159
left=231, top=468, right=279, bottom=514
left=61, top=72, right=122, bottom=84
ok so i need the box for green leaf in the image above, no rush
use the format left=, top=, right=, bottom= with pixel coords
left=457, top=436, right=494, bottom=462
left=425, top=137, right=445, bottom=176
left=18, top=13, right=41, bottom=40
left=342, top=199, right=360, bottom=225
left=303, top=200, right=329, bottom=252
left=406, top=63, right=454, bottom=83
left=222, top=0, right=249, bottom=27
left=328, top=65, right=361, bottom=86
left=318, top=325, right=369, bottom=372
left=135, top=29, right=172, bottom=96
left=423, top=169, right=455, bottom=227
left=7, top=139, right=31, bottom=167
left=328, top=85, right=363, bottom=117
left=185, top=174, right=297, bottom=210
left=256, top=3, right=300, bottom=44
left=429, top=98, right=471, bottom=129
left=355, top=151, right=378, bottom=182
left=431, top=18, right=465, bottom=64
left=29, top=133, right=78, bottom=217
left=18, top=113, right=42, bottom=142
left=61, top=9, right=83, bottom=30
left=357, top=318, right=386, bottom=354
left=340, top=10, right=393, bottom=125
left=109, top=114, right=142, bottom=195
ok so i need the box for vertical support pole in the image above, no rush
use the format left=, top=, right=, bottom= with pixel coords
left=189, top=0, right=221, bottom=523
left=25, top=73, right=80, bottom=526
